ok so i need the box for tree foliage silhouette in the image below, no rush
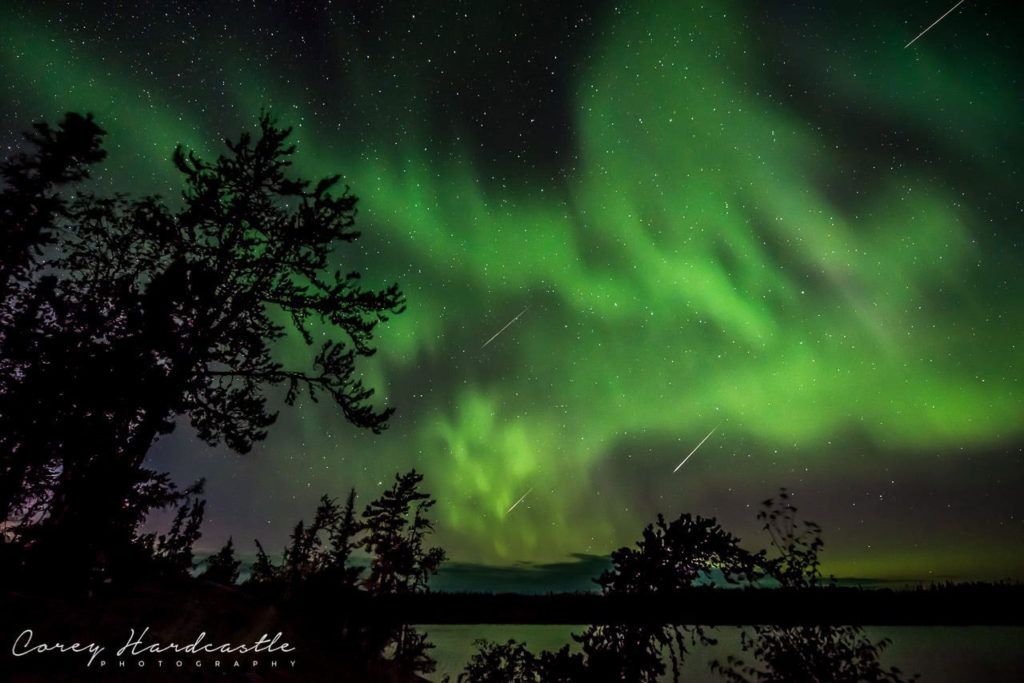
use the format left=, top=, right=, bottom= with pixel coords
left=452, top=639, right=585, bottom=683
left=361, top=469, right=446, bottom=675
left=248, top=471, right=444, bottom=675
left=572, top=512, right=759, bottom=682
left=0, top=113, right=107, bottom=526
left=711, top=490, right=917, bottom=683
left=249, top=539, right=279, bottom=586
left=456, top=513, right=759, bottom=683
left=329, top=488, right=364, bottom=588
left=0, top=112, right=106, bottom=290
left=457, top=639, right=541, bottom=683
left=598, top=512, right=760, bottom=592
left=281, top=495, right=341, bottom=586
left=130, top=478, right=207, bottom=578
left=361, top=469, right=446, bottom=596
left=0, top=113, right=404, bottom=582
left=200, top=537, right=242, bottom=585
left=247, top=490, right=363, bottom=595
left=459, top=494, right=916, bottom=683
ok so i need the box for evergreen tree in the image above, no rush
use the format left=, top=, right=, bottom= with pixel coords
left=361, top=469, right=446, bottom=595
left=249, top=489, right=364, bottom=592
left=249, top=539, right=279, bottom=585
left=361, top=470, right=446, bottom=675
left=134, top=479, right=206, bottom=576
left=280, top=494, right=347, bottom=585
left=0, top=113, right=106, bottom=524
left=0, top=113, right=404, bottom=583
left=326, top=488, right=363, bottom=588
left=201, top=537, right=242, bottom=585
left=0, top=112, right=106, bottom=290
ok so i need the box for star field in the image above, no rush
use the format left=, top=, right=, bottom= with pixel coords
left=2, top=0, right=1022, bottom=581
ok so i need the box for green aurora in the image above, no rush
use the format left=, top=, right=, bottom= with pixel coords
left=2, top=1, right=1021, bottom=580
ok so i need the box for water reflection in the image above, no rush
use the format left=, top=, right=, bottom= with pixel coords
left=422, top=625, right=1024, bottom=683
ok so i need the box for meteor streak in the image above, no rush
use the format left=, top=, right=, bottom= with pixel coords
left=673, top=427, right=718, bottom=473
left=506, top=488, right=533, bottom=514
left=904, top=0, right=965, bottom=49
left=481, top=307, right=529, bottom=349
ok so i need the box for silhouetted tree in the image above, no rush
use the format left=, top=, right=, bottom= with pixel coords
left=244, top=474, right=444, bottom=675
left=0, top=113, right=108, bottom=531
left=0, top=113, right=404, bottom=583
left=362, top=469, right=446, bottom=595
left=757, top=489, right=825, bottom=589
left=249, top=539, right=280, bottom=585
left=712, top=624, right=916, bottom=683
left=457, top=639, right=541, bottom=682
left=456, top=511, right=762, bottom=683
left=0, top=112, right=106, bottom=290
left=572, top=512, right=760, bottom=682
left=457, top=495, right=917, bottom=683
left=361, top=470, right=446, bottom=675
left=132, top=478, right=206, bottom=576
left=598, top=512, right=761, bottom=592
left=390, top=627, right=438, bottom=676
left=281, top=495, right=341, bottom=586
left=201, top=537, right=242, bottom=585
left=249, top=490, right=364, bottom=594
left=536, top=645, right=589, bottom=683
left=326, top=488, right=363, bottom=589
left=452, top=639, right=586, bottom=683
left=712, top=490, right=917, bottom=683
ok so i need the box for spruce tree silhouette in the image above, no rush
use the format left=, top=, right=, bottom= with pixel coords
left=131, top=478, right=206, bottom=578
left=327, top=488, right=364, bottom=589
left=247, top=472, right=445, bottom=676
left=0, top=112, right=106, bottom=290
left=0, top=115, right=109, bottom=540
left=249, top=539, right=280, bottom=586
left=282, top=498, right=334, bottom=585
left=0, top=113, right=405, bottom=585
left=200, top=537, right=242, bottom=585
left=361, top=470, right=446, bottom=675
left=247, top=490, right=363, bottom=594
left=0, top=113, right=106, bottom=525
left=361, top=469, right=446, bottom=596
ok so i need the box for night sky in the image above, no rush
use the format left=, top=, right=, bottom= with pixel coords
left=2, top=1, right=1022, bottom=583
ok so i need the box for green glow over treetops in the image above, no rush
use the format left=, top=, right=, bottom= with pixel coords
left=3, top=1, right=1020, bottom=577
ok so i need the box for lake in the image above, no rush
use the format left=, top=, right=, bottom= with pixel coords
left=419, top=624, right=1024, bottom=682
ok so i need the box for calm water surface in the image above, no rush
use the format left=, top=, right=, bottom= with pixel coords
left=418, top=625, right=1024, bottom=682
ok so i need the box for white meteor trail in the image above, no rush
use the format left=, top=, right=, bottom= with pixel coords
left=904, top=0, right=965, bottom=49
left=673, top=427, right=718, bottom=473
left=481, top=307, right=529, bottom=349
left=506, top=488, right=533, bottom=514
